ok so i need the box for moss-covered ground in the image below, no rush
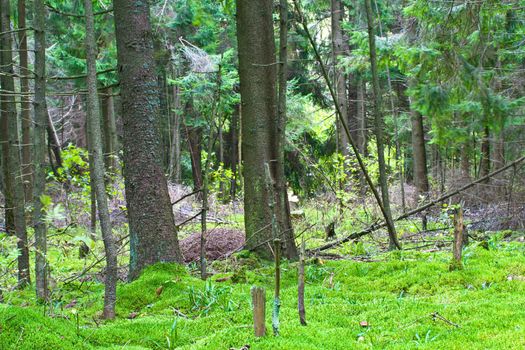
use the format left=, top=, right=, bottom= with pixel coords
left=1, top=230, right=525, bottom=349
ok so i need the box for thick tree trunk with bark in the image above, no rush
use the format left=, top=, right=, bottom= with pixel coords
left=33, top=0, right=49, bottom=301
left=236, top=0, right=297, bottom=258
left=364, top=0, right=400, bottom=250
left=113, top=0, right=183, bottom=280
left=85, top=0, right=118, bottom=318
left=1, top=0, right=30, bottom=288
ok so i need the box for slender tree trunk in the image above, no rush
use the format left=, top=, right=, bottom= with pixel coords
left=331, top=0, right=350, bottom=157
left=101, top=87, right=119, bottom=174
left=411, top=110, right=429, bottom=195
left=364, top=0, right=400, bottom=250
left=185, top=100, right=203, bottom=191
left=47, top=113, right=62, bottom=168
left=276, top=0, right=298, bottom=260
left=460, top=141, right=471, bottom=180
left=18, top=0, right=32, bottom=202
left=33, top=0, right=48, bottom=300
left=493, top=127, right=505, bottom=170
left=356, top=74, right=367, bottom=155
left=86, top=126, right=97, bottom=235
left=113, top=0, right=183, bottom=280
left=237, top=0, right=296, bottom=257
left=168, top=84, right=182, bottom=183
left=230, top=104, right=239, bottom=199
left=1, top=0, right=30, bottom=288
left=84, top=0, right=118, bottom=318
left=479, top=125, right=490, bottom=181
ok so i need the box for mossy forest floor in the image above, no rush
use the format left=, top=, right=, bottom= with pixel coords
left=1, top=228, right=525, bottom=349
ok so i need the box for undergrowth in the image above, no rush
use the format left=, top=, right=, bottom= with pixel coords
left=1, top=232, right=525, bottom=349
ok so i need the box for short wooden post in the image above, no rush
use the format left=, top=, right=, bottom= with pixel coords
left=298, top=237, right=307, bottom=325
left=251, top=286, right=266, bottom=337
left=450, top=207, right=464, bottom=271
left=272, top=239, right=281, bottom=336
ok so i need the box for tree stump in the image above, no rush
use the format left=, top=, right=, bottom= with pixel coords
left=251, top=286, right=266, bottom=337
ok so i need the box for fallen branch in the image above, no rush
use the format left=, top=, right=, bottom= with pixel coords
left=311, top=155, right=525, bottom=252
left=431, top=312, right=460, bottom=328
left=171, top=188, right=202, bottom=206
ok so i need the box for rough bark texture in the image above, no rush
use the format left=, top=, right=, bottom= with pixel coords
left=1, top=0, right=30, bottom=288
left=33, top=0, right=48, bottom=300
left=237, top=0, right=296, bottom=258
left=18, top=0, right=32, bottom=202
left=113, top=0, right=183, bottom=280
left=364, top=0, right=400, bottom=250
left=85, top=0, right=118, bottom=319
left=331, top=0, right=350, bottom=156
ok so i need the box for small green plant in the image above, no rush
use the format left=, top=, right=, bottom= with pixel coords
left=414, top=329, right=438, bottom=346
left=188, top=280, right=231, bottom=316
left=305, top=264, right=334, bottom=283
left=165, top=317, right=179, bottom=350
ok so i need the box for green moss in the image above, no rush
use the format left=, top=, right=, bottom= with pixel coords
left=2, top=237, right=525, bottom=349
left=0, top=306, right=86, bottom=350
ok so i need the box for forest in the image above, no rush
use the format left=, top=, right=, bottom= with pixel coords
left=0, top=0, right=524, bottom=349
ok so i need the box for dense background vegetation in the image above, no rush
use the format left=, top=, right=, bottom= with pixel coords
left=0, top=0, right=524, bottom=348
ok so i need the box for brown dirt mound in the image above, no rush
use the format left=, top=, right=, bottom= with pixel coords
left=180, top=228, right=245, bottom=263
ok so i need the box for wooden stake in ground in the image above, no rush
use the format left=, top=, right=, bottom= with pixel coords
left=265, top=163, right=281, bottom=336
left=298, top=238, right=307, bottom=326
left=450, top=206, right=464, bottom=271
left=251, top=286, right=266, bottom=337
left=273, top=238, right=281, bottom=336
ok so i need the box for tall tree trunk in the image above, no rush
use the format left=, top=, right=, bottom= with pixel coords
left=84, top=0, right=118, bottom=318
left=101, top=87, right=119, bottom=174
left=276, top=0, right=298, bottom=260
left=185, top=100, right=203, bottom=191
left=461, top=140, right=471, bottom=180
left=493, top=127, right=505, bottom=170
left=230, top=104, right=239, bottom=199
left=0, top=0, right=30, bottom=288
left=356, top=74, right=367, bottom=156
left=364, top=0, right=400, bottom=250
left=411, top=110, right=429, bottom=195
left=331, top=0, right=350, bottom=157
left=236, top=0, right=297, bottom=258
left=33, top=0, right=48, bottom=301
left=479, top=125, right=490, bottom=181
left=18, top=0, right=32, bottom=202
left=168, top=84, right=182, bottom=183
left=113, top=0, right=183, bottom=280
left=47, top=113, right=62, bottom=168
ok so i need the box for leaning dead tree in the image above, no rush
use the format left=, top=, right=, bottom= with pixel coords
left=312, top=155, right=525, bottom=253
left=293, top=0, right=400, bottom=249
